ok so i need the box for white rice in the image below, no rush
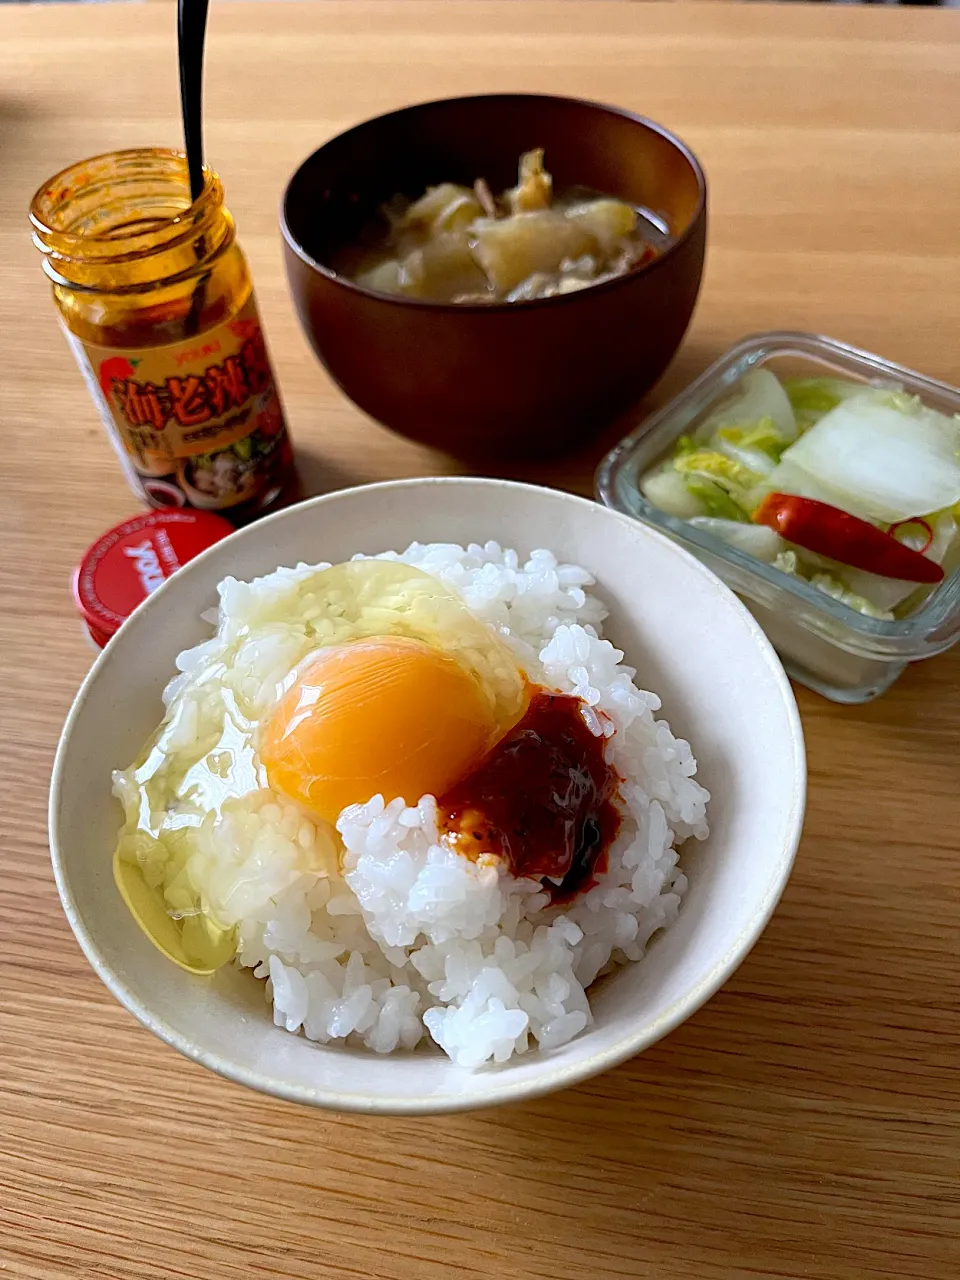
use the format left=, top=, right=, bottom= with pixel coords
left=145, top=542, right=710, bottom=1068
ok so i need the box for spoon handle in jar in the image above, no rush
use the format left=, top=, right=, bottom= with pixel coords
left=177, top=0, right=210, bottom=203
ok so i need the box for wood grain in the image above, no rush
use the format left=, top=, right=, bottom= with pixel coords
left=2, top=3, right=960, bottom=1277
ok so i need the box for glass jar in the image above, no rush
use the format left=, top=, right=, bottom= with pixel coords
left=30, top=148, right=295, bottom=520
left=596, top=331, right=960, bottom=703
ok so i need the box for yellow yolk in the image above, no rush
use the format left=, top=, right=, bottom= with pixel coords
left=260, top=636, right=499, bottom=823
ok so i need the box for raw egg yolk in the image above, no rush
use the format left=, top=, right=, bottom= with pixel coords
left=260, top=636, right=499, bottom=824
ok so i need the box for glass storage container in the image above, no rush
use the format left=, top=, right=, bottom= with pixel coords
left=596, top=331, right=960, bottom=703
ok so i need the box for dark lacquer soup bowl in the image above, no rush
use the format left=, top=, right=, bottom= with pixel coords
left=281, top=94, right=707, bottom=458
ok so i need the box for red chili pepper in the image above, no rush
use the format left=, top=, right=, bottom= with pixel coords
left=753, top=493, right=944, bottom=584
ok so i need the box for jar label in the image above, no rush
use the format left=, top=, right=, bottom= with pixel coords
left=63, top=294, right=292, bottom=513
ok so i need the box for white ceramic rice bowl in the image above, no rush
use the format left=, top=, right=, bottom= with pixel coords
left=50, top=478, right=805, bottom=1114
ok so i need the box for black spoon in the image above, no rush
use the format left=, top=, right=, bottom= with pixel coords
left=178, top=0, right=211, bottom=336
left=178, top=0, right=210, bottom=203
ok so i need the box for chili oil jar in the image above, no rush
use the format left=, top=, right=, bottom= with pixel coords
left=30, top=148, right=295, bottom=520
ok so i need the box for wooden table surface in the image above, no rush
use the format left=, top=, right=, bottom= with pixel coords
left=3, top=2, right=960, bottom=1277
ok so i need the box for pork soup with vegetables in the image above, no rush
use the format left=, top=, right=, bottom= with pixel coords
left=334, top=150, right=670, bottom=304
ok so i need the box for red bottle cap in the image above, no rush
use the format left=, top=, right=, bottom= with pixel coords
left=73, top=510, right=233, bottom=648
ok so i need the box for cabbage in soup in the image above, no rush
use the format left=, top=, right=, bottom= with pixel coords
left=334, top=150, right=670, bottom=304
